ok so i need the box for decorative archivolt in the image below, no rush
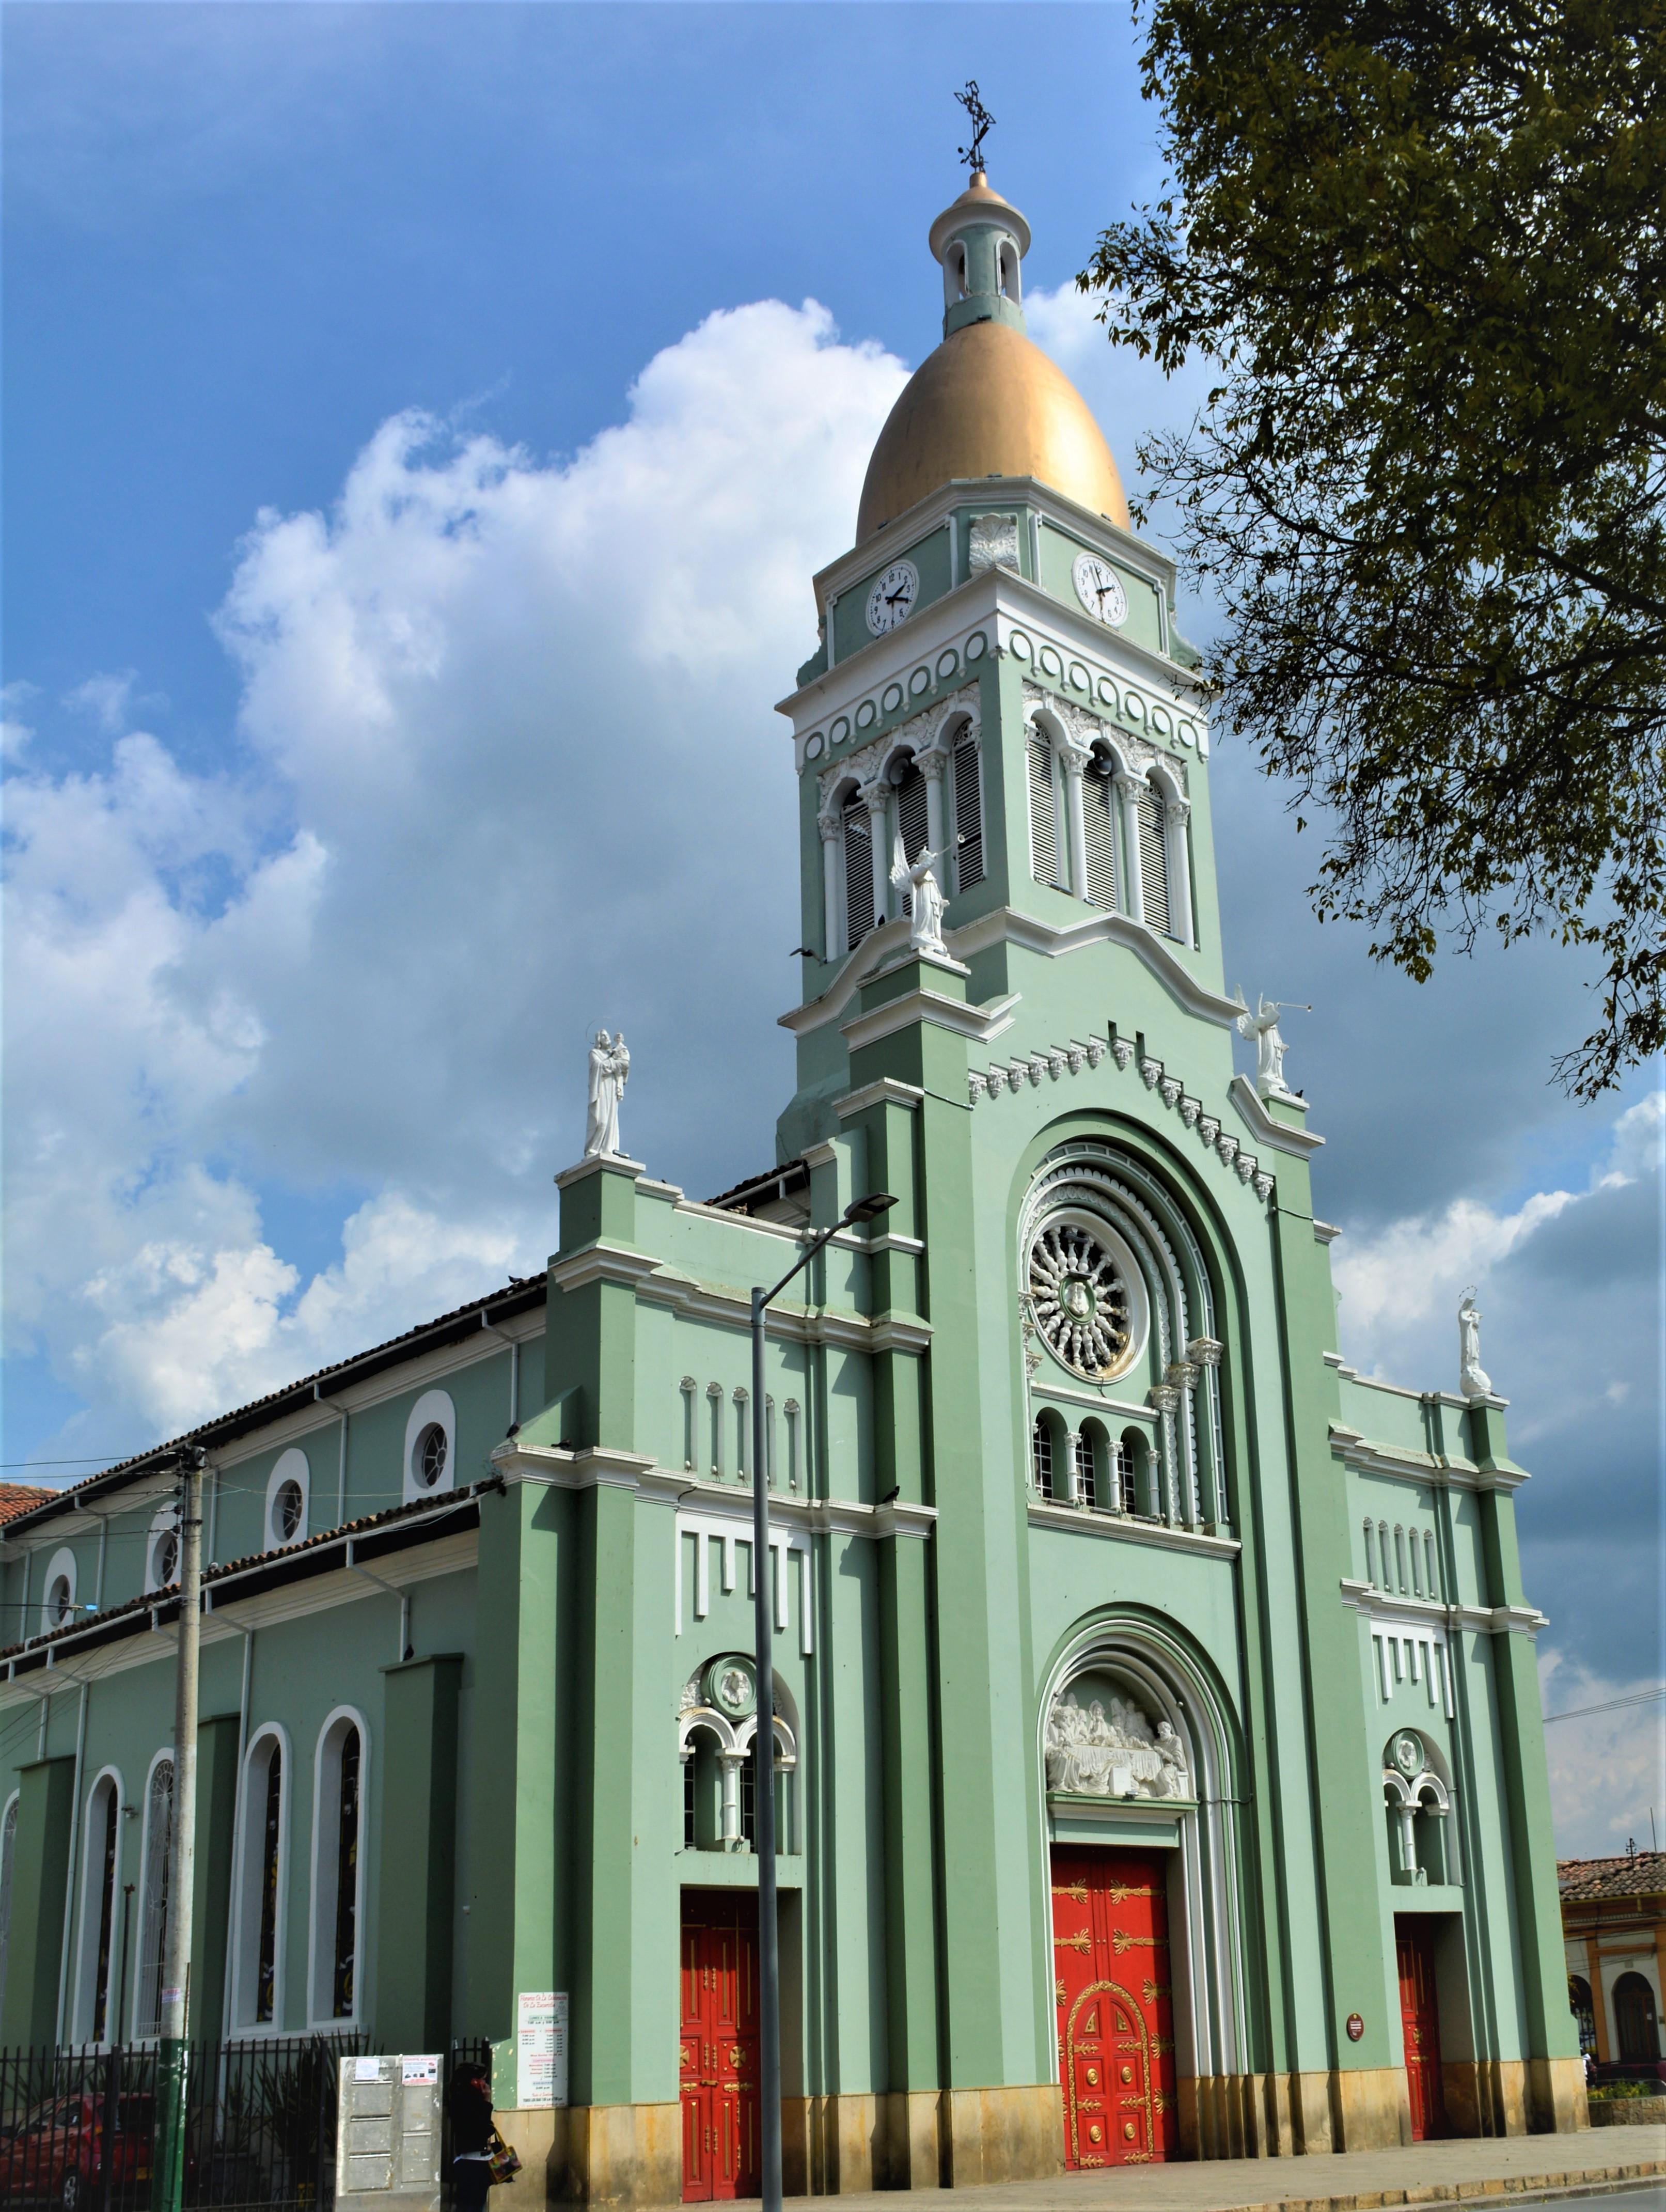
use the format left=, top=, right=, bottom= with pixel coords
left=676, top=1657, right=798, bottom=1768
left=1020, top=681, right=1185, bottom=797
left=818, top=683, right=980, bottom=817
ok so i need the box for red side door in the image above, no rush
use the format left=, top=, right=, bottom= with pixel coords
left=1396, top=1918, right=1447, bottom=2140
left=1052, top=1846, right=1178, bottom=2166
left=680, top=1892, right=761, bottom=2203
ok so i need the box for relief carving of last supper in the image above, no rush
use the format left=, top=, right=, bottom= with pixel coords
left=1045, top=1676, right=1191, bottom=1800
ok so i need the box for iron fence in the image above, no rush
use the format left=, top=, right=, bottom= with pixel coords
left=0, top=2034, right=369, bottom=2212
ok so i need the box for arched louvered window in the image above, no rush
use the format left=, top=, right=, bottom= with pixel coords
left=892, top=755, right=928, bottom=916
left=137, top=1759, right=174, bottom=2038
left=952, top=728, right=983, bottom=891
left=1027, top=731, right=1062, bottom=887
left=842, top=794, right=873, bottom=949
left=1083, top=755, right=1119, bottom=907
left=1137, top=785, right=1170, bottom=934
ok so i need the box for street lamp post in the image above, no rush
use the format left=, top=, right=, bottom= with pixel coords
left=750, top=1190, right=894, bottom=2212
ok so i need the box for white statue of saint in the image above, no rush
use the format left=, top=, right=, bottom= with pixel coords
left=1458, top=1288, right=1492, bottom=1399
left=584, top=1029, right=630, bottom=1159
left=1232, top=986, right=1304, bottom=1097
left=890, top=833, right=949, bottom=960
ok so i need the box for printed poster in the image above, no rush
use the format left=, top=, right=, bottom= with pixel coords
left=516, top=1990, right=569, bottom=2108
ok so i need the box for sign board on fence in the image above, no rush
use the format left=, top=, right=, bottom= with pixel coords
left=336, top=2054, right=442, bottom=2212
left=517, top=1989, right=569, bottom=2108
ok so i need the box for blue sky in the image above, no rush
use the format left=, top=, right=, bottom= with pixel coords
left=4, top=3, right=1661, bottom=1849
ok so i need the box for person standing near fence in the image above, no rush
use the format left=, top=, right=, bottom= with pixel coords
left=448, top=2062, right=493, bottom=2212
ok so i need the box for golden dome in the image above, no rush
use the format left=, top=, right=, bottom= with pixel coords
left=856, top=317, right=1130, bottom=542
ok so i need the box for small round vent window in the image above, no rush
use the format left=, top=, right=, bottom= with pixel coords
left=47, top=1574, right=73, bottom=1626
left=413, top=1422, right=448, bottom=1492
left=152, top=1528, right=179, bottom=1587
left=274, top=1478, right=305, bottom=1543
left=1027, top=1216, right=1135, bottom=1381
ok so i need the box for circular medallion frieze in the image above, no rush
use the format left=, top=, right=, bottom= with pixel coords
left=1391, top=1730, right=1423, bottom=1777
left=704, top=1656, right=757, bottom=1718
left=1027, top=1216, right=1135, bottom=1380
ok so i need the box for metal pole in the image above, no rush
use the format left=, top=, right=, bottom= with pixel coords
left=155, top=1448, right=205, bottom=2212
left=749, top=1289, right=782, bottom=2212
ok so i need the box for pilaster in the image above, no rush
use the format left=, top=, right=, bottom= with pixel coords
left=0, top=1754, right=74, bottom=2045
left=375, top=1654, right=464, bottom=2052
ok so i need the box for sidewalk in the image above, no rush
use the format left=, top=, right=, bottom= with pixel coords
left=776, top=2122, right=1666, bottom=2212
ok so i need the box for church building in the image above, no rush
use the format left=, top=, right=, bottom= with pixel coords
left=0, top=171, right=1585, bottom=2205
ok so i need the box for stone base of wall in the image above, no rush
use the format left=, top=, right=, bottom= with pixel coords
left=492, top=2102, right=682, bottom=2211
left=1180, top=2062, right=1591, bottom=2162
left=780, top=2083, right=1062, bottom=2194
left=1591, top=2095, right=1666, bottom=2126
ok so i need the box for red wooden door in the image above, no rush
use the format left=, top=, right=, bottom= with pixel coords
left=1396, top=1918, right=1446, bottom=2141
left=679, top=1892, right=760, bottom=2203
left=1051, top=1846, right=1178, bottom=2167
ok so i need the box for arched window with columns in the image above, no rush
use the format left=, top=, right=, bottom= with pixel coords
left=1027, top=726, right=1064, bottom=888
left=839, top=785, right=874, bottom=948
left=950, top=721, right=983, bottom=891
left=1082, top=744, right=1120, bottom=907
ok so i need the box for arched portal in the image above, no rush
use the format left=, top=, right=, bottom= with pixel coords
left=1038, top=1619, right=1246, bottom=2167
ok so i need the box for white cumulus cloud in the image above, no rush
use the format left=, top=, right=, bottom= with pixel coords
left=5, top=298, right=907, bottom=1451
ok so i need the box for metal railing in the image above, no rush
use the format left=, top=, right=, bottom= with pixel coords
left=0, top=2034, right=368, bottom=2212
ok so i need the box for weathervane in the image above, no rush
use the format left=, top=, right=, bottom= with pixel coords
left=955, top=80, right=995, bottom=172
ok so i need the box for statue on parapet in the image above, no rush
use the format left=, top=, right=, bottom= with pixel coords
left=1232, top=986, right=1309, bottom=1099
left=584, top=1030, right=630, bottom=1158
left=891, top=833, right=949, bottom=961
left=1458, top=1287, right=1493, bottom=1400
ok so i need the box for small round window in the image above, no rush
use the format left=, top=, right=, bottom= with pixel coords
left=412, top=1422, right=448, bottom=1492
left=152, top=1528, right=179, bottom=1588
left=46, top=1574, right=73, bottom=1627
left=273, top=1479, right=305, bottom=1543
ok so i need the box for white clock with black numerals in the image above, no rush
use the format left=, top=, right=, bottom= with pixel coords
left=1073, top=552, right=1128, bottom=629
left=866, top=560, right=919, bottom=634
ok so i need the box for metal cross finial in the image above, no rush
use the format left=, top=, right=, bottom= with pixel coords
left=955, top=80, right=995, bottom=172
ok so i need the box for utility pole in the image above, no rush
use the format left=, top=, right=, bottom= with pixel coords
left=749, top=1190, right=893, bottom=2212
left=154, top=1445, right=206, bottom=2212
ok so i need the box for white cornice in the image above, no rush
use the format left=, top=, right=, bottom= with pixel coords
left=493, top=1447, right=937, bottom=1541
left=1030, top=1381, right=1159, bottom=1426
left=1027, top=1499, right=1240, bottom=1559
left=840, top=985, right=1021, bottom=1055
left=548, top=1240, right=665, bottom=1294
left=1338, top=1577, right=1548, bottom=1638
left=835, top=1077, right=925, bottom=1119
left=1329, top=1422, right=1526, bottom=1493
left=1228, top=1073, right=1325, bottom=1157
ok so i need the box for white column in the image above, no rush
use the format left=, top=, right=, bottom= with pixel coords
left=818, top=809, right=840, bottom=959
left=1115, top=773, right=1146, bottom=922
left=919, top=746, right=949, bottom=896
left=1062, top=744, right=1090, bottom=900
left=1165, top=796, right=1195, bottom=945
left=860, top=777, right=890, bottom=925
left=1397, top=1800, right=1419, bottom=1878
left=721, top=1754, right=743, bottom=1848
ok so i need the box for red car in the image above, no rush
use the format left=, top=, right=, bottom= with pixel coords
left=0, top=2091, right=156, bottom=2210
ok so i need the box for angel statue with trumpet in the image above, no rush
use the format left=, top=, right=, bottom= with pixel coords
left=1231, top=987, right=1310, bottom=1099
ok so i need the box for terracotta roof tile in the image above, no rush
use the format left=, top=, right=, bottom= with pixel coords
left=0, top=1484, right=55, bottom=1525
left=1558, top=1852, right=1666, bottom=1901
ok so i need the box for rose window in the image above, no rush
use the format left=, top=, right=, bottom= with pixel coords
left=1028, top=1219, right=1133, bottom=1379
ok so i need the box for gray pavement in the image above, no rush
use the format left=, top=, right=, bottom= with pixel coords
left=765, top=2120, right=1666, bottom=2212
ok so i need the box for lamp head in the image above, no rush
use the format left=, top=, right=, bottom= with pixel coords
left=842, top=1192, right=897, bottom=1225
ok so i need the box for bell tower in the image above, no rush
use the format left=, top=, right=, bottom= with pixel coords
left=775, top=171, right=1230, bottom=1159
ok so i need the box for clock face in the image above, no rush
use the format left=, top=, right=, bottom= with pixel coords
left=867, top=561, right=919, bottom=635
left=1073, top=553, right=1128, bottom=628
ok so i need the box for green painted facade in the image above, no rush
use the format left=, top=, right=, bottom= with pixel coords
left=0, top=175, right=1582, bottom=2196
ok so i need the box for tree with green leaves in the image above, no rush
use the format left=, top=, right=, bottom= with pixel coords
left=1080, top=0, right=1664, bottom=1096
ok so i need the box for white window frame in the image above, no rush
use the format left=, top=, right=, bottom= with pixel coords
left=133, top=1746, right=176, bottom=2042
left=402, top=1390, right=456, bottom=1505
left=265, top=1448, right=311, bottom=1552
left=71, top=1765, right=125, bottom=2045
left=307, top=1706, right=370, bottom=2029
left=145, top=1504, right=181, bottom=1594
left=40, top=1545, right=77, bottom=1636
left=232, top=1723, right=291, bottom=2034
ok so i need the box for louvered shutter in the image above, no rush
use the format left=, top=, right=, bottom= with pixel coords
left=1083, top=765, right=1118, bottom=907
left=952, top=732, right=983, bottom=890
left=843, top=799, right=873, bottom=948
left=894, top=759, right=928, bottom=916
left=1028, top=734, right=1059, bottom=886
left=1137, top=786, right=1170, bottom=935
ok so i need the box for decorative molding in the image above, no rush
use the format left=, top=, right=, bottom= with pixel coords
left=835, top=1077, right=925, bottom=1119
left=1328, top=1423, right=1525, bottom=1494
left=1027, top=1498, right=1240, bottom=1560
left=945, top=906, right=1241, bottom=1028
left=1228, top=1073, right=1325, bottom=1158
left=554, top=1153, right=647, bottom=1191
left=839, top=985, right=1017, bottom=1054
left=547, top=1240, right=664, bottom=1295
